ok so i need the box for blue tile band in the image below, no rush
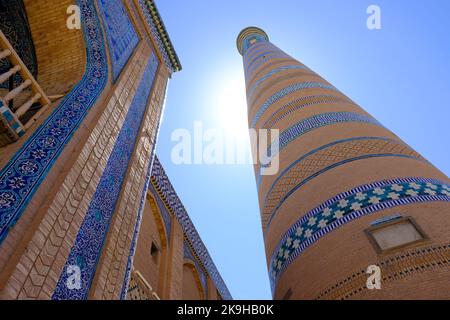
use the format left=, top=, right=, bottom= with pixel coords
left=52, top=53, right=158, bottom=300
left=97, top=0, right=139, bottom=81
left=0, top=0, right=108, bottom=244
left=250, top=82, right=339, bottom=127
left=268, top=177, right=450, bottom=293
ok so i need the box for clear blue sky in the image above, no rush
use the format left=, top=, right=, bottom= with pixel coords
left=154, top=0, right=450, bottom=299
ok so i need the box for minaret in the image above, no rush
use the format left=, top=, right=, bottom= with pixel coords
left=237, top=27, right=450, bottom=299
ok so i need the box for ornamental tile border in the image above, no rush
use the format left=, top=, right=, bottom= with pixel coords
left=184, top=241, right=208, bottom=298
left=247, top=65, right=309, bottom=101
left=242, top=41, right=268, bottom=59
left=97, top=0, right=139, bottom=81
left=52, top=53, right=159, bottom=300
left=246, top=52, right=291, bottom=78
left=150, top=156, right=232, bottom=300
left=245, top=50, right=279, bottom=74
left=262, top=137, right=425, bottom=228
left=241, top=35, right=269, bottom=56
left=269, top=112, right=383, bottom=156
left=250, top=82, right=339, bottom=127
left=244, top=42, right=272, bottom=64
left=260, top=94, right=351, bottom=129
left=137, top=0, right=181, bottom=72
left=0, top=0, right=108, bottom=243
left=268, top=177, right=450, bottom=293
left=246, top=58, right=299, bottom=87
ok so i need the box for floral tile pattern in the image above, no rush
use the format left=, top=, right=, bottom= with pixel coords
left=52, top=53, right=158, bottom=300
left=97, top=0, right=139, bottom=81
left=0, top=0, right=108, bottom=244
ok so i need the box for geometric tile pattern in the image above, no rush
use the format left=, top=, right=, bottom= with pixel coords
left=0, top=0, right=108, bottom=244
left=247, top=65, right=309, bottom=101
left=137, top=0, right=181, bottom=72
left=52, top=54, right=158, bottom=300
left=261, top=94, right=351, bottom=129
left=250, top=83, right=340, bottom=128
left=120, top=66, right=169, bottom=300
left=243, top=43, right=271, bottom=64
left=268, top=177, right=450, bottom=293
left=245, top=50, right=286, bottom=74
left=150, top=157, right=232, bottom=300
left=261, top=137, right=425, bottom=228
left=97, top=0, right=139, bottom=81
left=246, top=52, right=292, bottom=78
left=246, top=58, right=300, bottom=87
left=241, top=34, right=268, bottom=55
left=274, top=112, right=383, bottom=154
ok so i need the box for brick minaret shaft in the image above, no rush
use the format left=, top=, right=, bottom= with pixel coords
left=237, top=27, right=450, bottom=299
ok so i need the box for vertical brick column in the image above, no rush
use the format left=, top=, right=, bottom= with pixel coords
left=163, top=218, right=184, bottom=300
left=237, top=27, right=450, bottom=299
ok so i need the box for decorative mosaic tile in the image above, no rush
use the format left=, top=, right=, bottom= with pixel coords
left=0, top=0, right=108, bottom=244
left=244, top=43, right=272, bottom=64
left=245, top=58, right=299, bottom=86
left=247, top=65, right=309, bottom=101
left=97, top=0, right=139, bottom=81
left=272, top=112, right=383, bottom=154
left=268, top=177, right=450, bottom=293
left=245, top=50, right=283, bottom=74
left=250, top=82, right=339, bottom=127
left=150, top=157, right=232, bottom=300
left=241, top=34, right=268, bottom=55
left=260, top=137, right=425, bottom=228
left=246, top=52, right=292, bottom=78
left=261, top=94, right=351, bottom=129
left=137, top=0, right=179, bottom=72
left=52, top=53, right=158, bottom=300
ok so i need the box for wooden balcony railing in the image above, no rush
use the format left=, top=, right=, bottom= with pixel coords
left=0, top=29, right=50, bottom=147
left=126, top=270, right=160, bottom=300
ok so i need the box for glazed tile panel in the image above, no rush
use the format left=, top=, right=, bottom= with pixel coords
left=261, top=94, right=352, bottom=129
left=137, top=0, right=175, bottom=72
left=264, top=112, right=384, bottom=161
left=246, top=52, right=292, bottom=78
left=246, top=65, right=309, bottom=102
left=0, top=0, right=108, bottom=244
left=268, top=177, right=450, bottom=293
left=97, top=0, right=139, bottom=81
left=52, top=54, right=158, bottom=299
left=260, top=137, right=425, bottom=228
left=250, top=82, right=339, bottom=127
